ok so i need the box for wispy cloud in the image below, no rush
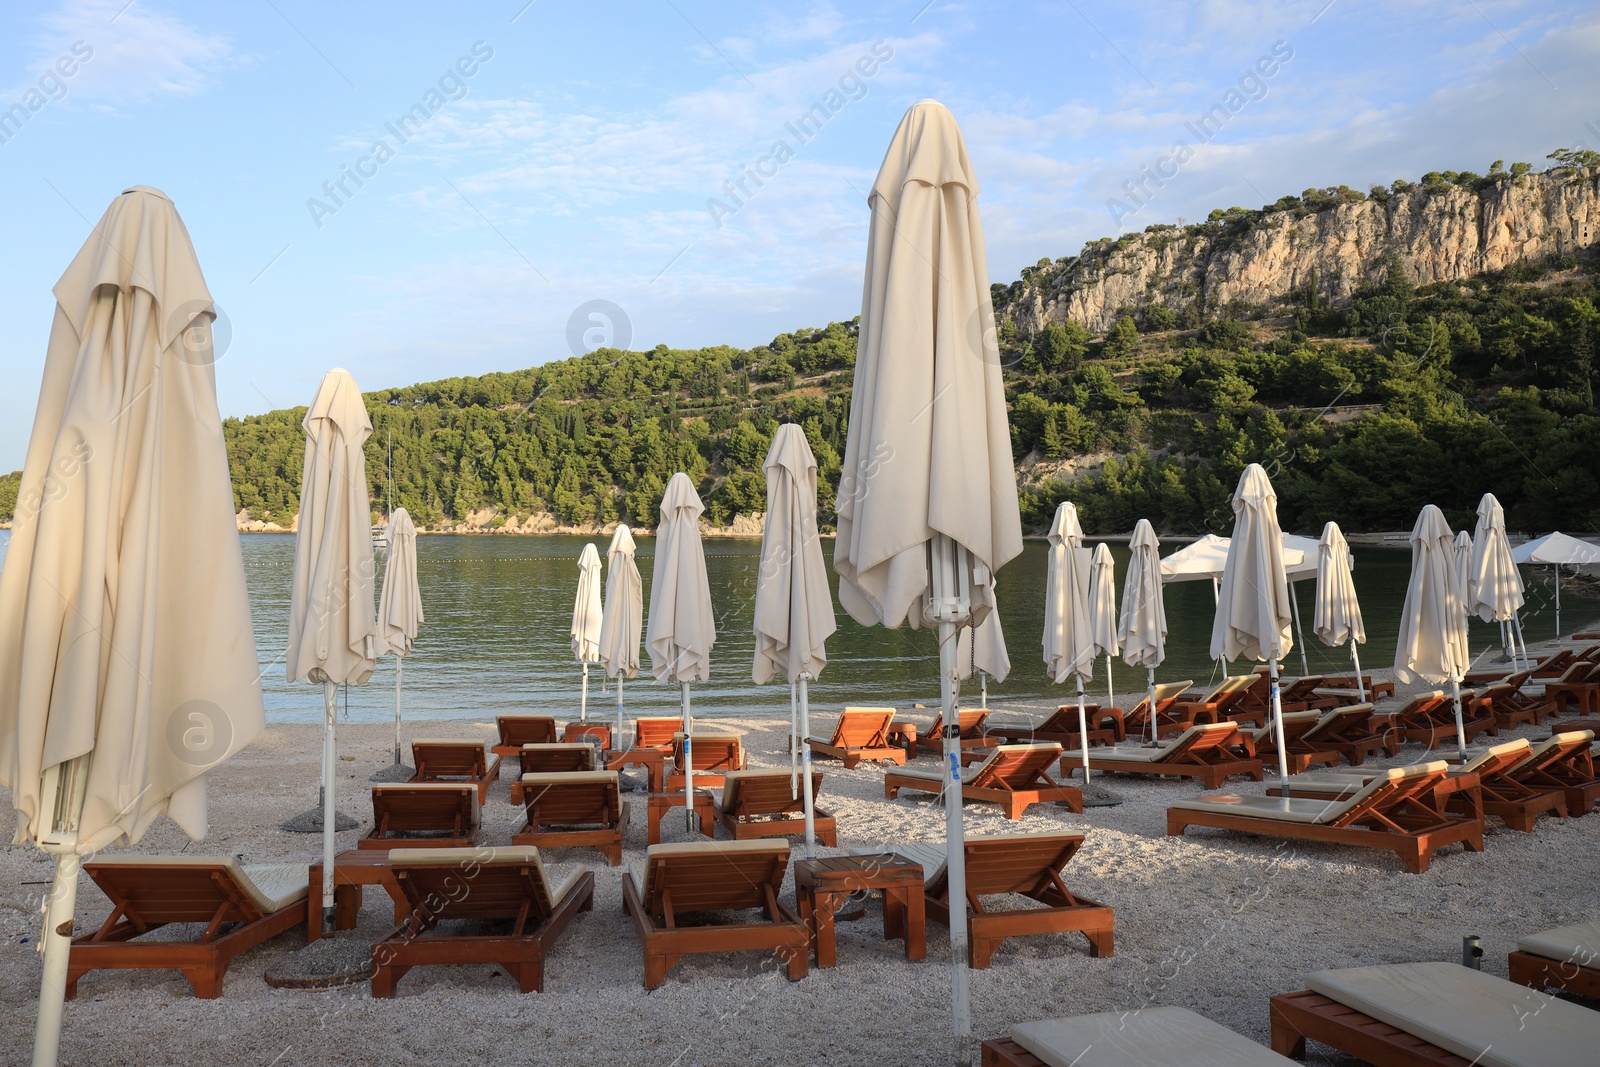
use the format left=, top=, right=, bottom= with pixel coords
left=23, top=0, right=233, bottom=104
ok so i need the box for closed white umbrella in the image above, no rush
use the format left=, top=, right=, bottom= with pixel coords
left=1314, top=522, right=1367, bottom=701
left=1453, top=531, right=1475, bottom=615
left=956, top=596, right=1011, bottom=706
left=1511, top=531, right=1600, bottom=635
left=647, top=472, right=716, bottom=829
left=1044, top=503, right=1096, bottom=778
left=1088, top=543, right=1120, bottom=706
left=1395, top=505, right=1472, bottom=759
left=1212, top=464, right=1295, bottom=783
left=286, top=368, right=377, bottom=932
left=0, top=186, right=265, bottom=1067
left=1162, top=533, right=1312, bottom=676
left=834, top=100, right=1022, bottom=1063
left=753, top=424, right=836, bottom=856
left=1469, top=494, right=1528, bottom=671
left=374, top=507, right=422, bottom=777
left=572, top=543, right=603, bottom=721
left=1118, top=519, right=1168, bottom=744
left=599, top=524, right=643, bottom=751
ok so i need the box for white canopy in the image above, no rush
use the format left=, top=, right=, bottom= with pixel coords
left=1087, top=543, right=1120, bottom=660
left=1118, top=519, right=1167, bottom=669
left=647, top=473, right=715, bottom=684
left=1211, top=464, right=1294, bottom=664
left=752, top=424, right=835, bottom=685
left=1043, top=503, right=1094, bottom=685
left=1511, top=531, right=1600, bottom=566
left=377, top=508, right=422, bottom=657
left=572, top=543, right=603, bottom=664
left=599, top=525, right=642, bottom=681
left=1314, top=522, right=1365, bottom=647
left=1161, top=532, right=1312, bottom=583
left=1395, top=505, right=1471, bottom=686
left=1452, top=531, right=1474, bottom=613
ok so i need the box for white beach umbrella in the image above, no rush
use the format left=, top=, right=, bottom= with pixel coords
left=956, top=595, right=1011, bottom=706
left=1118, top=519, right=1168, bottom=744
left=1469, top=494, right=1528, bottom=670
left=375, top=507, right=422, bottom=773
left=1212, top=464, right=1296, bottom=783
left=572, top=542, right=604, bottom=721
left=1395, top=505, right=1472, bottom=759
left=833, top=99, right=1022, bottom=1062
left=753, top=424, right=837, bottom=855
left=599, top=524, right=643, bottom=750
left=1314, top=522, right=1368, bottom=700
left=1511, top=531, right=1600, bottom=635
left=647, top=472, right=716, bottom=829
left=1088, top=543, right=1120, bottom=706
left=0, top=187, right=265, bottom=1066
left=1162, top=532, right=1313, bottom=675
left=1043, top=503, right=1096, bottom=778
left=1453, top=531, right=1475, bottom=615
left=286, top=368, right=377, bottom=931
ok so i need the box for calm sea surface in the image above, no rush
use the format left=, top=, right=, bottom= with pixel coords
left=0, top=530, right=1586, bottom=724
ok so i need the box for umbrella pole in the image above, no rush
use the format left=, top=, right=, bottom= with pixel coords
left=580, top=662, right=589, bottom=722
left=1449, top=676, right=1468, bottom=762
left=799, top=673, right=817, bottom=859
left=1269, top=660, right=1290, bottom=784
left=393, top=654, right=403, bottom=766
left=615, top=675, right=625, bottom=756
left=321, top=678, right=338, bottom=934
left=1556, top=568, right=1561, bottom=636
left=1289, top=582, right=1310, bottom=676
left=980, top=671, right=988, bottom=708
left=1105, top=654, right=1115, bottom=708
left=930, top=535, right=972, bottom=1065
left=790, top=681, right=799, bottom=799
left=31, top=756, right=88, bottom=1067
left=1349, top=639, right=1366, bottom=703
left=1146, top=667, right=1157, bottom=744
left=681, top=682, right=695, bottom=833
left=1211, top=577, right=1227, bottom=678
left=1075, top=679, right=1091, bottom=782
left=1513, top=613, right=1530, bottom=674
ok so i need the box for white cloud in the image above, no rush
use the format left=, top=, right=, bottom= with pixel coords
left=18, top=0, right=233, bottom=104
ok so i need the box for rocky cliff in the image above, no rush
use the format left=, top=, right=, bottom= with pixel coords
left=997, top=169, right=1600, bottom=334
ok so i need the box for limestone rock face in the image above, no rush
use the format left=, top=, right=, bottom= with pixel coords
left=999, top=171, right=1600, bottom=334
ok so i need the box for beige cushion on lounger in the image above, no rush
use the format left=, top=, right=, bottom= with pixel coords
left=88, top=855, right=309, bottom=913
left=372, top=782, right=483, bottom=830
left=1518, top=920, right=1600, bottom=967
left=519, top=769, right=619, bottom=787
left=873, top=832, right=1065, bottom=889
left=889, top=743, right=1060, bottom=785
left=1098, top=722, right=1236, bottom=762
left=1012, top=1006, right=1295, bottom=1067
left=392, top=845, right=585, bottom=906
left=1171, top=761, right=1447, bottom=824
left=1246, top=710, right=1320, bottom=743
left=1307, top=961, right=1600, bottom=1067
left=412, top=737, right=487, bottom=748
left=672, top=731, right=742, bottom=742
left=1304, top=703, right=1375, bottom=734
left=632, top=838, right=788, bottom=895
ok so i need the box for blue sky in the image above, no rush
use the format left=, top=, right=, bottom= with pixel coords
left=1, top=0, right=1597, bottom=470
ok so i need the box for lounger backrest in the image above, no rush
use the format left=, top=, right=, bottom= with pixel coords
left=496, top=715, right=557, bottom=748
left=722, top=769, right=822, bottom=816
left=85, top=856, right=273, bottom=922
left=519, top=742, right=596, bottom=772
left=371, top=784, right=480, bottom=833
left=391, top=846, right=558, bottom=921
left=1393, top=691, right=1446, bottom=722
left=672, top=733, right=744, bottom=772
left=519, top=770, right=623, bottom=824
left=1252, top=710, right=1321, bottom=744
left=563, top=721, right=612, bottom=746
left=633, top=717, right=682, bottom=750
left=977, top=743, right=1065, bottom=789
left=412, top=739, right=490, bottom=777
left=1511, top=731, right=1596, bottom=780
left=1128, top=681, right=1196, bottom=717
left=1459, top=738, right=1533, bottom=780
left=1317, top=761, right=1449, bottom=826
left=957, top=709, right=989, bottom=736
left=942, top=833, right=1085, bottom=898
left=1155, top=721, right=1239, bottom=758
left=835, top=707, right=894, bottom=747
left=639, top=840, right=790, bottom=915
left=1304, top=703, right=1374, bottom=740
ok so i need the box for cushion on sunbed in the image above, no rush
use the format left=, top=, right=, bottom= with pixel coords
left=391, top=845, right=585, bottom=906
left=519, top=743, right=597, bottom=767
left=1306, top=961, right=1600, bottom=1067
left=1172, top=761, right=1448, bottom=824
left=1011, top=1006, right=1295, bottom=1067
left=1461, top=738, right=1531, bottom=772
left=633, top=838, right=789, bottom=896
left=1247, top=710, right=1320, bottom=742
left=890, top=743, right=1055, bottom=784
left=1099, top=722, right=1236, bottom=762
left=373, top=782, right=479, bottom=792
left=1517, top=920, right=1600, bottom=967
left=519, top=769, right=619, bottom=787
left=877, top=833, right=1070, bottom=889
left=412, top=737, right=488, bottom=748
left=87, top=855, right=309, bottom=913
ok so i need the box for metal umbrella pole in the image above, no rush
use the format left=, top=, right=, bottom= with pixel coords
left=798, top=673, right=818, bottom=859
left=930, top=534, right=973, bottom=1065
left=580, top=662, right=589, bottom=722
left=614, top=676, right=625, bottom=758
left=789, top=682, right=799, bottom=799
left=1289, top=582, right=1310, bottom=676
left=1448, top=675, right=1468, bottom=761
left=1268, top=661, right=1290, bottom=784
left=681, top=682, right=696, bottom=832
left=320, top=678, right=338, bottom=933
left=1145, top=667, right=1158, bottom=744
left=392, top=655, right=404, bottom=766
left=1074, top=679, right=1092, bottom=781
left=1349, top=638, right=1366, bottom=703
left=31, top=756, right=88, bottom=1067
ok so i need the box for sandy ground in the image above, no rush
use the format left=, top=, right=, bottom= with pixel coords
left=2, top=654, right=1597, bottom=1067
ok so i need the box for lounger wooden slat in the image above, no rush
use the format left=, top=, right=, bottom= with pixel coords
left=1295, top=703, right=1395, bottom=766
left=805, top=706, right=905, bottom=768
left=621, top=840, right=809, bottom=988
left=908, top=709, right=992, bottom=757
left=493, top=715, right=557, bottom=760
left=1271, top=989, right=1477, bottom=1065
left=632, top=717, right=683, bottom=752
left=68, top=857, right=309, bottom=999
left=1389, top=691, right=1496, bottom=749
left=885, top=743, right=1083, bottom=819
left=371, top=846, right=594, bottom=996
left=409, top=738, right=502, bottom=803
left=716, top=770, right=838, bottom=845
left=664, top=732, right=745, bottom=789
left=1066, top=722, right=1264, bottom=789
left=562, top=721, right=612, bottom=749
left=1168, top=674, right=1258, bottom=729
left=1508, top=920, right=1600, bottom=1000
left=512, top=770, right=631, bottom=865
left=509, top=743, right=597, bottom=803
left=987, top=704, right=1122, bottom=748
left=1507, top=728, right=1600, bottom=815
left=1233, top=710, right=1342, bottom=774
left=361, top=784, right=481, bottom=849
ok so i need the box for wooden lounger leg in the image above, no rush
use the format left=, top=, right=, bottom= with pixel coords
left=370, top=961, right=412, bottom=998
left=1084, top=926, right=1113, bottom=958
left=970, top=936, right=1000, bottom=970
left=1269, top=998, right=1309, bottom=1060
left=644, top=951, right=680, bottom=989
left=183, top=964, right=225, bottom=999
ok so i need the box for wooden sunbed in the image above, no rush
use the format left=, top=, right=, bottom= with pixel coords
left=409, top=738, right=502, bottom=803
left=716, top=769, right=838, bottom=845
left=1066, top=722, right=1264, bottom=789
left=361, top=783, right=481, bottom=849
left=371, top=846, right=594, bottom=996
left=1467, top=648, right=1572, bottom=683
left=1509, top=920, right=1600, bottom=1001
left=1544, top=661, right=1600, bottom=715
left=1508, top=728, right=1600, bottom=815
left=895, top=833, right=1112, bottom=969
left=1295, top=703, right=1395, bottom=766
left=621, top=839, right=809, bottom=988
left=1121, top=680, right=1198, bottom=739
left=908, top=708, right=992, bottom=757
left=67, top=856, right=309, bottom=998
left=1168, top=674, right=1258, bottom=728
left=512, top=770, right=631, bottom=865
left=1271, top=961, right=1600, bottom=1065
left=982, top=1006, right=1297, bottom=1066
left=884, top=742, right=1083, bottom=819
left=493, top=714, right=557, bottom=761
left=1315, top=673, right=1396, bottom=701
left=1390, top=691, right=1497, bottom=749
left=805, top=706, right=905, bottom=768
left=632, top=716, right=683, bottom=752
left=562, top=720, right=612, bottom=749
left=509, top=742, right=597, bottom=803
left=986, top=704, right=1121, bottom=749
left=664, top=732, right=745, bottom=789
left=1234, top=710, right=1341, bottom=774
left=1168, top=761, right=1483, bottom=873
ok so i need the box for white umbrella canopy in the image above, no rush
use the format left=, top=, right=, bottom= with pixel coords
left=1469, top=494, right=1527, bottom=668
left=599, top=524, right=643, bottom=747
left=1452, top=531, right=1475, bottom=613
left=1212, top=464, right=1295, bottom=782
left=1163, top=531, right=1312, bottom=674
left=1118, top=519, right=1168, bottom=743
left=1043, top=502, right=1096, bottom=778
left=1087, top=542, right=1120, bottom=705
left=956, top=601, right=1011, bottom=685
left=1396, top=505, right=1472, bottom=758
left=376, top=507, right=422, bottom=770
left=572, top=542, right=603, bottom=721
left=1314, top=522, right=1368, bottom=699
left=647, top=472, right=716, bottom=827
left=833, top=99, right=1022, bottom=1062
left=752, top=423, right=836, bottom=855
left=1511, top=531, right=1600, bottom=635
left=286, top=367, right=377, bottom=932
left=0, top=186, right=264, bottom=1066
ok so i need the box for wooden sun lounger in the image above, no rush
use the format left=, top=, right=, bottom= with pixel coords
left=621, top=839, right=809, bottom=988
left=512, top=770, right=631, bottom=865
left=1466, top=648, right=1572, bottom=683
left=908, top=708, right=992, bottom=756
left=371, top=846, right=595, bottom=996
left=1544, top=661, right=1600, bottom=715
left=493, top=714, right=557, bottom=761
left=1509, top=920, right=1600, bottom=1001
left=987, top=704, right=1121, bottom=749
left=409, top=738, right=502, bottom=803
left=1271, top=961, right=1600, bottom=1065
left=1508, top=728, right=1600, bottom=815
left=885, top=742, right=1083, bottom=819
left=664, top=732, right=745, bottom=789
left=362, top=783, right=481, bottom=849
left=632, top=716, right=683, bottom=752
left=1296, top=703, right=1395, bottom=766
left=1066, top=722, right=1264, bottom=789
left=68, top=856, right=309, bottom=998
left=1472, top=682, right=1542, bottom=730
left=982, top=1006, right=1296, bottom=1066
left=1234, top=710, right=1341, bottom=774
left=895, top=833, right=1112, bottom=969
left=716, top=770, right=838, bottom=845
left=562, top=720, right=612, bottom=749
left=1314, top=673, right=1396, bottom=701
left=1168, top=674, right=1258, bottom=728
left=1121, top=680, right=1199, bottom=738
left=509, top=743, right=597, bottom=804
left=1168, top=761, right=1484, bottom=873
left=1390, top=691, right=1496, bottom=749
left=806, top=706, right=905, bottom=767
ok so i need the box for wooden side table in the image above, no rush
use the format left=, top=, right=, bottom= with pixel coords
left=886, top=722, right=917, bottom=756
left=646, top=789, right=716, bottom=843
left=794, top=853, right=926, bottom=967
left=608, top=748, right=666, bottom=792
left=306, top=850, right=409, bottom=942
